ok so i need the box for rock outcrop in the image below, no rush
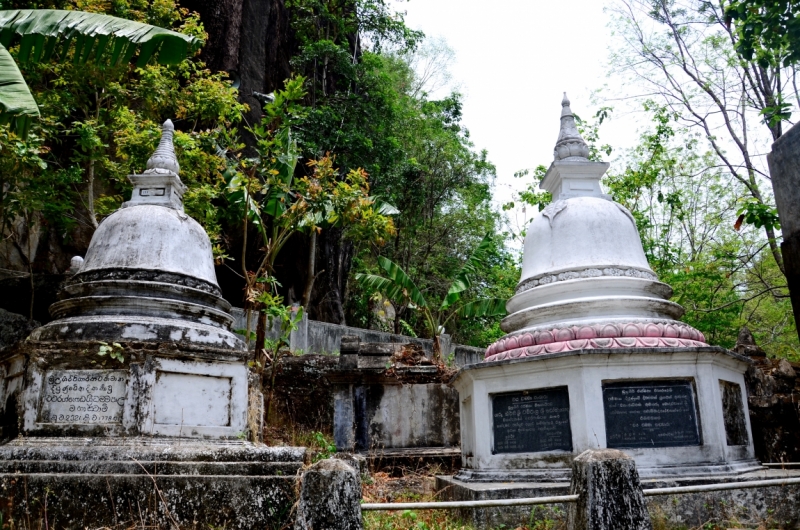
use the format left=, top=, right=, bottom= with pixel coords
left=740, top=328, right=800, bottom=462
left=0, top=308, right=38, bottom=353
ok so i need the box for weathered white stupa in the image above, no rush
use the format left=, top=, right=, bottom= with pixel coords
left=32, top=120, right=243, bottom=350
left=1, top=120, right=249, bottom=440
left=485, top=95, right=706, bottom=362
left=447, top=96, right=760, bottom=483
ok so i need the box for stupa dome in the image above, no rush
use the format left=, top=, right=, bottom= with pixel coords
left=80, top=205, right=217, bottom=286
left=484, top=96, right=706, bottom=361
left=31, top=120, right=244, bottom=350
left=518, top=196, right=653, bottom=286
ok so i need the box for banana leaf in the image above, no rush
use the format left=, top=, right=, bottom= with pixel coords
left=354, top=273, right=409, bottom=305
left=355, top=256, right=428, bottom=309
left=370, top=196, right=399, bottom=216
left=0, top=10, right=200, bottom=66
left=440, top=232, right=494, bottom=311
left=0, top=9, right=200, bottom=135
left=0, top=42, right=37, bottom=137
left=377, top=256, right=427, bottom=309
left=457, top=298, right=507, bottom=318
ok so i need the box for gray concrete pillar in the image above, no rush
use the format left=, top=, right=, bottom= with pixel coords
left=768, top=127, right=800, bottom=342
left=566, top=449, right=652, bottom=530
left=294, top=459, right=363, bottom=530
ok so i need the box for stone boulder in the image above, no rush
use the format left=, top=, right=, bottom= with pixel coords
left=295, top=458, right=362, bottom=530
left=0, top=308, right=38, bottom=352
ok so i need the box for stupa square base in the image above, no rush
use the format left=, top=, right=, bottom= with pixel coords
left=0, top=340, right=252, bottom=440
left=453, top=347, right=759, bottom=481
left=0, top=437, right=304, bottom=530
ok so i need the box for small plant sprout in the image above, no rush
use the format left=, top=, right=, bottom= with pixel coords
left=97, top=341, right=124, bottom=363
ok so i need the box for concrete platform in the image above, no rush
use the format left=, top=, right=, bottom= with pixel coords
left=0, top=437, right=306, bottom=529
left=364, top=447, right=461, bottom=474
left=437, top=468, right=800, bottom=529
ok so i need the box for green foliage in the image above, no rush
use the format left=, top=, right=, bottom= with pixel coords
left=97, top=341, right=124, bottom=362
left=0, top=42, right=37, bottom=135
left=604, top=104, right=797, bottom=357
left=0, top=8, right=201, bottom=135
left=356, top=233, right=507, bottom=359
left=725, top=0, right=800, bottom=67
left=735, top=197, right=781, bottom=233
left=310, top=431, right=337, bottom=462
left=0, top=0, right=245, bottom=262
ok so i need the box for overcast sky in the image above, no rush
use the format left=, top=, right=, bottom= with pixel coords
left=399, top=0, right=638, bottom=219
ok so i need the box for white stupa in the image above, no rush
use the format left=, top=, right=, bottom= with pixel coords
left=485, top=94, right=705, bottom=362
left=445, top=95, right=758, bottom=484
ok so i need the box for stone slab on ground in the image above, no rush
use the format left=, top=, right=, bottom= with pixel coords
left=437, top=469, right=800, bottom=529
left=0, top=438, right=306, bottom=529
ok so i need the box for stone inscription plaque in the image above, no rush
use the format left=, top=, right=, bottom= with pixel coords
left=719, top=380, right=748, bottom=446
left=492, top=386, right=572, bottom=454
left=603, top=380, right=700, bottom=449
left=38, top=370, right=128, bottom=424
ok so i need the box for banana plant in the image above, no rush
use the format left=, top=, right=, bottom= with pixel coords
left=0, top=9, right=201, bottom=137
left=356, top=233, right=507, bottom=360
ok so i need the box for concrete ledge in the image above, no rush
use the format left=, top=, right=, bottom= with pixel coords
left=0, top=437, right=307, bottom=462
left=0, top=459, right=302, bottom=475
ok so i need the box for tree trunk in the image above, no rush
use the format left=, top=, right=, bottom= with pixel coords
left=309, top=227, right=354, bottom=324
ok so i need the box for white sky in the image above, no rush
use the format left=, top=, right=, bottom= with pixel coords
left=398, top=0, right=639, bottom=221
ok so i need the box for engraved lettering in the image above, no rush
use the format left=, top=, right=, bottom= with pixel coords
left=39, top=370, right=127, bottom=425
left=492, top=387, right=572, bottom=454
left=603, top=380, right=700, bottom=449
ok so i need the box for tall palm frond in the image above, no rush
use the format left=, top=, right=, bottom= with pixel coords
left=457, top=298, right=507, bottom=319
left=440, top=232, right=494, bottom=310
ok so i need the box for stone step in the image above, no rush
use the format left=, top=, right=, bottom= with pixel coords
left=0, top=459, right=303, bottom=476
left=0, top=438, right=307, bottom=463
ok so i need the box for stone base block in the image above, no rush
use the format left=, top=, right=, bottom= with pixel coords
left=437, top=469, right=800, bottom=530
left=0, top=438, right=306, bottom=529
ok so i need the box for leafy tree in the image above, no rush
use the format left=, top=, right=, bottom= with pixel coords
left=604, top=104, right=797, bottom=357
left=609, top=0, right=788, bottom=278
left=356, top=233, right=507, bottom=360
left=225, top=76, right=396, bottom=351
left=0, top=0, right=245, bottom=320
left=725, top=0, right=800, bottom=67
left=0, top=8, right=200, bottom=136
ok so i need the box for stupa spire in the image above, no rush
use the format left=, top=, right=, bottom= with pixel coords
left=553, top=92, right=590, bottom=161
left=145, top=119, right=181, bottom=176
left=123, top=118, right=186, bottom=211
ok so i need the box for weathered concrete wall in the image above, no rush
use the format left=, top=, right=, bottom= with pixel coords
left=0, top=473, right=296, bottom=530
left=271, top=354, right=338, bottom=432
left=329, top=339, right=460, bottom=453
left=0, top=440, right=305, bottom=530
left=334, top=381, right=460, bottom=452
left=231, top=308, right=485, bottom=366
